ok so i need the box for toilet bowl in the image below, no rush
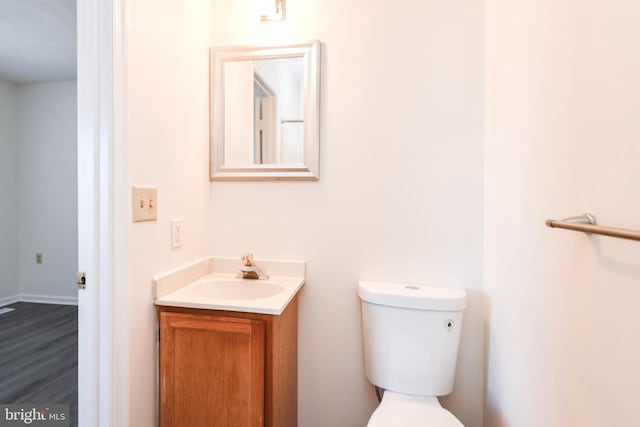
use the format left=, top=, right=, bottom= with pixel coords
left=367, top=392, right=463, bottom=427
left=358, top=280, right=467, bottom=427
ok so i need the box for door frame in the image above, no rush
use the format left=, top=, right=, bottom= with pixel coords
left=77, top=0, right=129, bottom=425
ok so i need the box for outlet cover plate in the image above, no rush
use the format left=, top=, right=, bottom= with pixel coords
left=171, top=219, right=183, bottom=249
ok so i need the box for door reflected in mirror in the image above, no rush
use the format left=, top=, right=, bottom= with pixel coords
left=224, top=57, right=304, bottom=166
left=211, top=42, right=320, bottom=180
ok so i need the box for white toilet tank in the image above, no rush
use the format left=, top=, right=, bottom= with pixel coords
left=358, top=281, right=466, bottom=397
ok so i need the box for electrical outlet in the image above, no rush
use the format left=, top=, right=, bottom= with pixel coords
left=171, top=219, right=183, bottom=249
left=36, top=253, right=43, bottom=264
left=132, top=186, right=158, bottom=222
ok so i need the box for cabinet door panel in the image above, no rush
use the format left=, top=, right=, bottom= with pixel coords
left=160, top=312, right=266, bottom=427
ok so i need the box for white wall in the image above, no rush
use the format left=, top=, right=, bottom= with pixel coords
left=126, top=1, right=213, bottom=425
left=208, top=0, right=485, bottom=426
left=0, top=81, right=18, bottom=300
left=15, top=81, right=77, bottom=298
left=485, top=1, right=640, bottom=426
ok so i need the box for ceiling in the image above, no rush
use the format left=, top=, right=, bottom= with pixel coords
left=0, top=0, right=76, bottom=85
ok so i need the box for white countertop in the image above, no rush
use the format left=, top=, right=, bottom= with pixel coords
left=153, top=257, right=305, bottom=315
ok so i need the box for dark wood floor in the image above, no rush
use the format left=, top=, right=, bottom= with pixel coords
left=0, top=302, right=78, bottom=427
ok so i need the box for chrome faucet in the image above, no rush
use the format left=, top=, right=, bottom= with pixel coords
left=237, top=252, right=269, bottom=280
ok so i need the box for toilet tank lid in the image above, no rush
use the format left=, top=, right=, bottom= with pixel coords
left=358, top=281, right=466, bottom=311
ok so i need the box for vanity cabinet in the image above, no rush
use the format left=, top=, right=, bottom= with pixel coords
left=158, top=295, right=298, bottom=427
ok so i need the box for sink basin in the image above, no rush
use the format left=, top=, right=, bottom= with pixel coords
left=154, top=260, right=306, bottom=314
left=192, top=280, right=284, bottom=300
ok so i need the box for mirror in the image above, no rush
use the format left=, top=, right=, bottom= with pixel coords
left=210, top=41, right=320, bottom=180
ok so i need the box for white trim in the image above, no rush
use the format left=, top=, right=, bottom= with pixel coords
left=77, top=0, right=101, bottom=422
left=0, top=294, right=78, bottom=307
left=78, top=0, right=129, bottom=425
left=110, top=0, right=130, bottom=424
left=0, top=295, right=20, bottom=307
left=18, top=294, right=78, bottom=305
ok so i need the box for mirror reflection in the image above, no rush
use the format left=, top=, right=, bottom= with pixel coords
left=223, top=57, right=304, bottom=166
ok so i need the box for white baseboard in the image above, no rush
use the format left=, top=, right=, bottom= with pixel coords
left=0, top=294, right=21, bottom=308
left=20, top=293, right=78, bottom=306
left=0, top=293, right=78, bottom=306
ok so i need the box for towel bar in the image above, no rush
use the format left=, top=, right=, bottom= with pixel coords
left=545, top=213, right=640, bottom=242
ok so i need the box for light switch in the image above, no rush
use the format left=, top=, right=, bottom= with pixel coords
left=132, top=186, right=158, bottom=222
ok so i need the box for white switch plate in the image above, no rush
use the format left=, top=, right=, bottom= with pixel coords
left=132, top=186, right=158, bottom=222
left=171, top=219, right=183, bottom=249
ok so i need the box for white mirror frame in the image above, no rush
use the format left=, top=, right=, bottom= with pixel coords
left=210, top=41, right=320, bottom=181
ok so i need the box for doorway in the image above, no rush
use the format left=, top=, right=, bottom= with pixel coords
left=0, top=1, right=78, bottom=425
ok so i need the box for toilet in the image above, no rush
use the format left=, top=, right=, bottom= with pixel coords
left=358, top=280, right=467, bottom=426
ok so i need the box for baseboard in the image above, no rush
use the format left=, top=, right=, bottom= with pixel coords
left=0, top=294, right=21, bottom=308
left=17, top=293, right=78, bottom=306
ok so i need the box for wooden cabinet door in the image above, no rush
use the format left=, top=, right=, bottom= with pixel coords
left=160, top=312, right=266, bottom=427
